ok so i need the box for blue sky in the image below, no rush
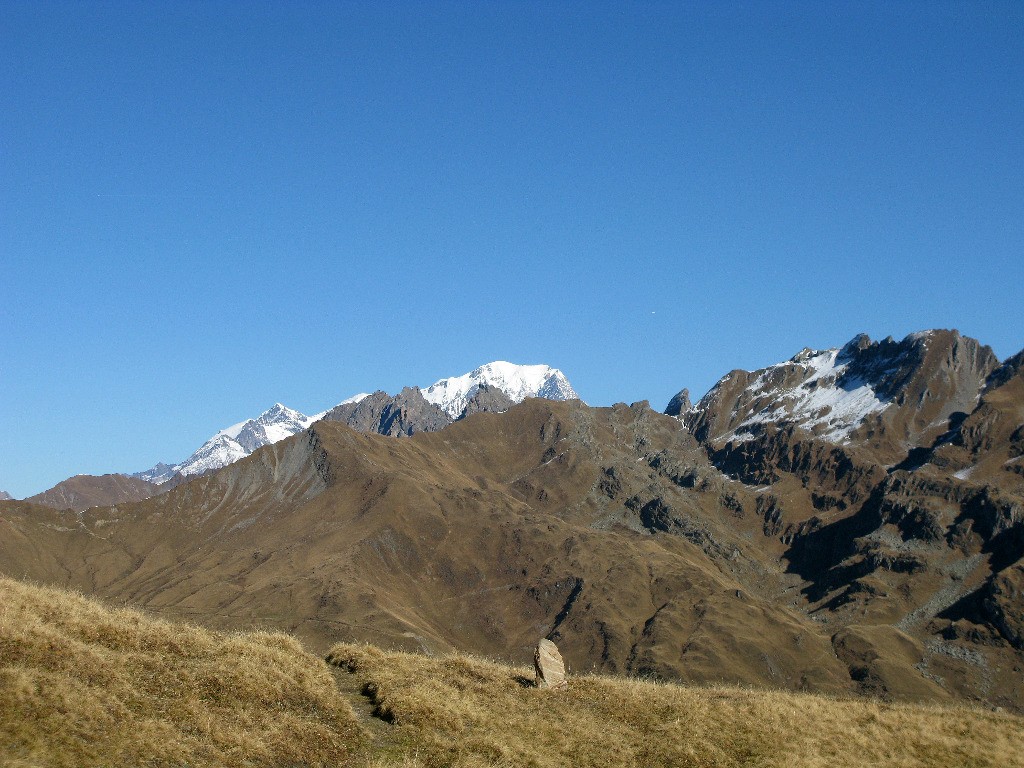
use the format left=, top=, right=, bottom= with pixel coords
left=2, top=1, right=1022, bottom=498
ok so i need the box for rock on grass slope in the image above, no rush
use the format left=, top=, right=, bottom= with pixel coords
left=3, top=574, right=1022, bottom=768
left=329, top=642, right=1024, bottom=768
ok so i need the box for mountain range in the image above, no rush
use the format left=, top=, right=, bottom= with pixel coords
left=129, top=361, right=578, bottom=488
left=2, top=329, right=1022, bottom=712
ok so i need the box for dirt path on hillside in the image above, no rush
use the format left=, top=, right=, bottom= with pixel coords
left=328, top=662, right=408, bottom=758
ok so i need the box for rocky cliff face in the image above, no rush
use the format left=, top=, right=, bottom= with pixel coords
left=669, top=329, right=1024, bottom=705
left=458, top=383, right=515, bottom=419
left=930, top=350, right=1024, bottom=478
left=321, top=387, right=453, bottom=436
left=323, top=381, right=527, bottom=435
left=686, top=330, right=999, bottom=464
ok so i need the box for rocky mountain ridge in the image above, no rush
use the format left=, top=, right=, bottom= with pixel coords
left=662, top=329, right=1024, bottom=701
left=25, top=474, right=161, bottom=512
left=133, top=361, right=578, bottom=486
left=684, top=330, right=998, bottom=459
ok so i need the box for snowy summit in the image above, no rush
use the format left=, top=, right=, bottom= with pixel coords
left=421, top=361, right=580, bottom=419
left=135, top=362, right=577, bottom=483
left=136, top=403, right=324, bottom=484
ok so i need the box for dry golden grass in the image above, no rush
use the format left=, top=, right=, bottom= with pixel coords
left=5, top=573, right=1024, bottom=768
left=0, top=577, right=366, bottom=767
left=329, top=642, right=1024, bottom=768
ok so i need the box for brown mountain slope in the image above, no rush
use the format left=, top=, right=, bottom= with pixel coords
left=0, top=401, right=852, bottom=694
left=26, top=473, right=161, bottom=511
left=6, top=574, right=1019, bottom=768
left=5, top=395, right=1022, bottom=710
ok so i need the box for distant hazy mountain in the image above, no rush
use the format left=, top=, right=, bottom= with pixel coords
left=26, top=474, right=160, bottom=512
left=135, top=362, right=578, bottom=483
left=134, top=402, right=338, bottom=484
left=0, top=491, right=12, bottom=501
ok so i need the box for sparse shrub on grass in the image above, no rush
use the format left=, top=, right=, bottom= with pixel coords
left=0, top=577, right=366, bottom=767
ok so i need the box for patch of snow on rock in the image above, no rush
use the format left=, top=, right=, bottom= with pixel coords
left=733, top=347, right=888, bottom=442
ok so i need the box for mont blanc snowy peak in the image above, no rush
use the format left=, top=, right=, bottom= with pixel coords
left=137, top=362, right=579, bottom=483
left=421, top=361, right=579, bottom=418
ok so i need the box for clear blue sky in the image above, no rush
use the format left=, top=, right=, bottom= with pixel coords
left=2, top=1, right=1022, bottom=498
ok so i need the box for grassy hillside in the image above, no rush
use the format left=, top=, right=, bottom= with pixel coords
left=3, top=575, right=1023, bottom=767
left=0, top=577, right=365, bottom=767
left=330, top=642, right=1024, bottom=768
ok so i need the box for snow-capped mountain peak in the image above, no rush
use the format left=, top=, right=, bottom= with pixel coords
left=135, top=365, right=578, bottom=484
left=685, top=330, right=998, bottom=453
left=421, top=361, right=579, bottom=418
left=137, top=401, right=321, bottom=484
left=233, top=403, right=313, bottom=454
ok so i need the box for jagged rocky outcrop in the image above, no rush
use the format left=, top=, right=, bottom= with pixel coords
left=664, top=329, right=1024, bottom=706
left=927, top=349, right=1024, bottom=479
left=664, top=388, right=691, bottom=417
left=321, top=387, right=453, bottom=436
left=458, top=382, right=515, bottom=419
left=685, top=330, right=999, bottom=465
